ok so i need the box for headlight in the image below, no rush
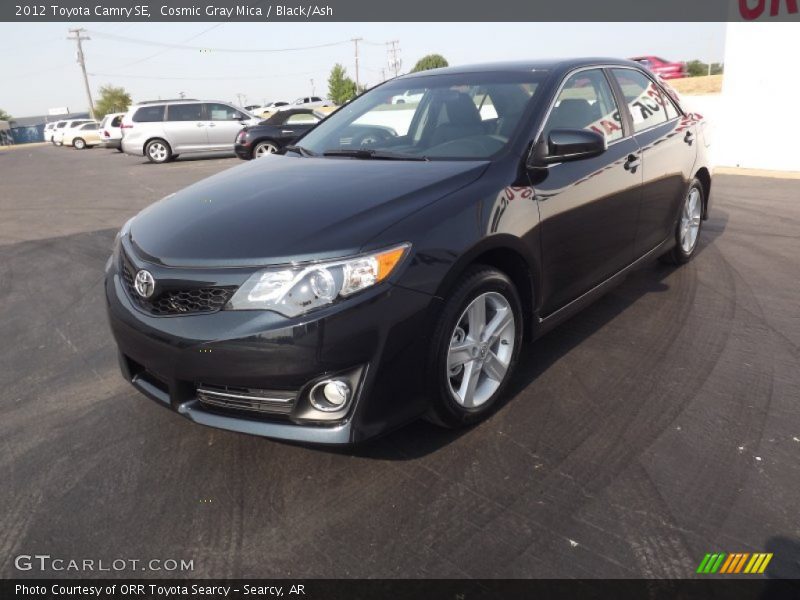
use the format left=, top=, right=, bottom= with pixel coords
left=227, top=243, right=410, bottom=317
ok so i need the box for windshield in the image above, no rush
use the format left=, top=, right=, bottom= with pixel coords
left=298, top=71, right=545, bottom=160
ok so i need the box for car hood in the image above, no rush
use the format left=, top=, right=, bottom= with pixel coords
left=130, top=155, right=489, bottom=267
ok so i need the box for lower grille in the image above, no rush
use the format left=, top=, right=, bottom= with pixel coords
left=121, top=252, right=236, bottom=316
left=197, top=384, right=296, bottom=415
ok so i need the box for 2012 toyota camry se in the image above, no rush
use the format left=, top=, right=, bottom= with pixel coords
left=105, top=58, right=712, bottom=444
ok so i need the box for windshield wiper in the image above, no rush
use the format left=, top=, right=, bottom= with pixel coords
left=284, top=144, right=317, bottom=157
left=322, top=148, right=429, bottom=161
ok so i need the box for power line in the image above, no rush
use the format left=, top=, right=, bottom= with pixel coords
left=85, top=30, right=352, bottom=53
left=87, top=69, right=328, bottom=81
left=116, top=23, right=225, bottom=70
left=67, top=28, right=95, bottom=120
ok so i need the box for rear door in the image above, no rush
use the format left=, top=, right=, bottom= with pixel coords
left=609, top=68, right=697, bottom=256
left=163, top=103, right=207, bottom=152
left=204, top=103, right=248, bottom=149
left=533, top=67, right=643, bottom=315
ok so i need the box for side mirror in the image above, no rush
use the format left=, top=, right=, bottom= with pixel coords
left=528, top=128, right=607, bottom=167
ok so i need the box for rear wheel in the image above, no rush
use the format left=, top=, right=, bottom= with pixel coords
left=253, top=141, right=278, bottom=159
left=426, top=266, right=523, bottom=428
left=73, top=138, right=86, bottom=150
left=660, top=178, right=704, bottom=265
left=145, top=139, right=171, bottom=164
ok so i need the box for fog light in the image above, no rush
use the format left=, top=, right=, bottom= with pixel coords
left=309, top=379, right=351, bottom=412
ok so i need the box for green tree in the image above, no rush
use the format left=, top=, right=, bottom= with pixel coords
left=0, top=108, right=11, bottom=121
left=327, top=64, right=358, bottom=105
left=410, top=54, right=449, bottom=73
left=686, top=60, right=723, bottom=77
left=94, top=84, right=132, bottom=118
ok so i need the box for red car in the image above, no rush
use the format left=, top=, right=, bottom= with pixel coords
left=631, top=56, right=687, bottom=79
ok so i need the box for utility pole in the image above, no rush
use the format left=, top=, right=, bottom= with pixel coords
left=351, top=37, right=363, bottom=90
left=380, top=68, right=386, bottom=82
left=387, top=40, right=401, bottom=77
left=310, top=78, right=315, bottom=96
left=236, top=93, right=246, bottom=106
left=67, top=28, right=95, bottom=120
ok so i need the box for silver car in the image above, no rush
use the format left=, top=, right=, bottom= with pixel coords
left=120, top=100, right=260, bottom=163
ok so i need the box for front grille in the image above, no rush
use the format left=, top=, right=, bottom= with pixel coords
left=197, top=384, right=296, bottom=415
left=121, top=251, right=236, bottom=316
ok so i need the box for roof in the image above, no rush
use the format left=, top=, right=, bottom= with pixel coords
left=398, top=57, right=642, bottom=79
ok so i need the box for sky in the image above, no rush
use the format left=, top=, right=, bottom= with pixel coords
left=1, top=22, right=727, bottom=118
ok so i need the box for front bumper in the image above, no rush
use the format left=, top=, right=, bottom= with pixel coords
left=105, top=242, right=438, bottom=444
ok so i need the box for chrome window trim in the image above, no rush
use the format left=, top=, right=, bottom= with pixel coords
left=607, top=66, right=684, bottom=136
left=532, top=64, right=684, bottom=153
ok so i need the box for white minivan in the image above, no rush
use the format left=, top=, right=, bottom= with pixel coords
left=120, top=100, right=259, bottom=163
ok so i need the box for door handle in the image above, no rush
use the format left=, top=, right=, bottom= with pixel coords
left=208, top=123, right=216, bottom=127
left=624, top=153, right=641, bottom=172
left=684, top=131, right=694, bottom=145
left=281, top=130, right=294, bottom=134
left=196, top=123, right=205, bottom=127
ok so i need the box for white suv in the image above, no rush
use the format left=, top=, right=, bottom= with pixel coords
left=120, top=100, right=259, bottom=163
left=98, top=112, right=125, bottom=150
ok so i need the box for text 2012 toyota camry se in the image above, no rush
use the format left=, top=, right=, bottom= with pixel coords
left=105, top=58, right=712, bottom=445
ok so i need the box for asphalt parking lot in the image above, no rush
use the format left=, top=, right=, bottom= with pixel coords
left=1, top=145, right=799, bottom=579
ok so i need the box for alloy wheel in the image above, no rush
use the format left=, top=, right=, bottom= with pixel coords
left=254, top=143, right=278, bottom=158
left=148, top=142, right=168, bottom=162
left=447, top=292, right=516, bottom=408
left=680, top=187, right=702, bottom=253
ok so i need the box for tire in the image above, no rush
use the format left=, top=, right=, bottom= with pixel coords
left=660, top=178, right=704, bottom=265
left=145, top=139, right=172, bottom=164
left=73, top=138, right=86, bottom=150
left=425, top=265, right=524, bottom=428
left=252, top=141, right=279, bottom=159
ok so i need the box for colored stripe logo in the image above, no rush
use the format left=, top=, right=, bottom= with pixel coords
left=697, top=552, right=773, bottom=574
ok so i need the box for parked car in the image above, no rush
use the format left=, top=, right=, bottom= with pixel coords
left=631, top=56, right=687, bottom=79
left=234, top=108, right=322, bottom=159
left=98, top=112, right=125, bottom=150
left=106, top=58, right=711, bottom=445
left=391, top=89, right=425, bottom=104
left=52, top=119, right=92, bottom=146
left=254, top=101, right=290, bottom=118
left=63, top=122, right=101, bottom=149
left=278, top=96, right=331, bottom=111
left=43, top=122, right=57, bottom=142
left=119, top=100, right=260, bottom=163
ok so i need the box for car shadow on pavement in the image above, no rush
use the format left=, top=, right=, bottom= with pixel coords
left=763, top=535, right=800, bottom=585
left=352, top=211, right=729, bottom=461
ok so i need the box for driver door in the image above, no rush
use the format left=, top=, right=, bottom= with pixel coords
left=532, top=68, right=643, bottom=315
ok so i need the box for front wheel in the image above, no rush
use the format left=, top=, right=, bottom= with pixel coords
left=426, top=266, right=523, bottom=428
left=660, top=179, right=704, bottom=265
left=145, top=139, right=172, bottom=164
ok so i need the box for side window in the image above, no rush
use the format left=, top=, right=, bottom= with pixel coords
left=663, top=94, right=681, bottom=120
left=611, top=69, right=669, bottom=133
left=111, top=115, right=123, bottom=127
left=133, top=105, right=165, bottom=123
left=285, top=113, right=319, bottom=125
left=167, top=103, right=204, bottom=122
left=82, top=123, right=98, bottom=130
left=544, top=69, right=623, bottom=143
left=206, top=103, right=244, bottom=121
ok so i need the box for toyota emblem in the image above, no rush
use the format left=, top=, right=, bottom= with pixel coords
left=134, top=269, right=155, bottom=299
